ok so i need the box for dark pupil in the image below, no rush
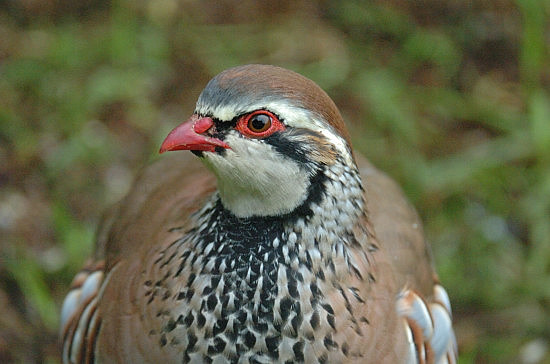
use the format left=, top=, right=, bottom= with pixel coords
left=250, top=114, right=270, bottom=131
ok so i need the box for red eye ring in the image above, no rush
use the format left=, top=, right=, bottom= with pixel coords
left=235, top=110, right=285, bottom=138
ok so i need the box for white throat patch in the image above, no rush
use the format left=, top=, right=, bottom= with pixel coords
left=202, top=132, right=311, bottom=218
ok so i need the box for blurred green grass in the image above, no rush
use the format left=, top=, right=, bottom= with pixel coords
left=1, top=0, right=549, bottom=362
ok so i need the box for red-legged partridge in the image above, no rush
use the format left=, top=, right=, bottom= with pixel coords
left=61, top=64, right=457, bottom=363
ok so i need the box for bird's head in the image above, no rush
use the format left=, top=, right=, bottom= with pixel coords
left=160, top=64, right=356, bottom=218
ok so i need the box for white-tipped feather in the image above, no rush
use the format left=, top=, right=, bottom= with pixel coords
left=430, top=303, right=454, bottom=361
left=397, top=290, right=434, bottom=340
left=80, top=271, right=103, bottom=302
left=398, top=285, right=456, bottom=364
left=403, top=322, right=419, bottom=364
left=60, top=270, right=104, bottom=336
left=434, top=284, right=453, bottom=318
left=70, top=296, right=98, bottom=362
left=60, top=289, right=81, bottom=333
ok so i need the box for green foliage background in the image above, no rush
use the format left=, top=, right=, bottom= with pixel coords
left=1, top=0, right=549, bottom=362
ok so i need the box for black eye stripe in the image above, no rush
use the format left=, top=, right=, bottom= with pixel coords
left=264, top=133, right=310, bottom=165
left=203, top=118, right=236, bottom=141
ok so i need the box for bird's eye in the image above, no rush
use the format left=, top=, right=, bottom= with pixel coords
left=236, top=110, right=285, bottom=138
left=248, top=113, right=271, bottom=133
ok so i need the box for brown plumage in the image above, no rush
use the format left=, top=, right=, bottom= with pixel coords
left=61, top=65, right=456, bottom=363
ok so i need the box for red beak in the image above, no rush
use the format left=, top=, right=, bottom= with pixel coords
left=159, top=115, right=230, bottom=153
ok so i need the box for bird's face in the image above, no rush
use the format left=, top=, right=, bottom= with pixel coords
left=160, top=65, right=354, bottom=218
